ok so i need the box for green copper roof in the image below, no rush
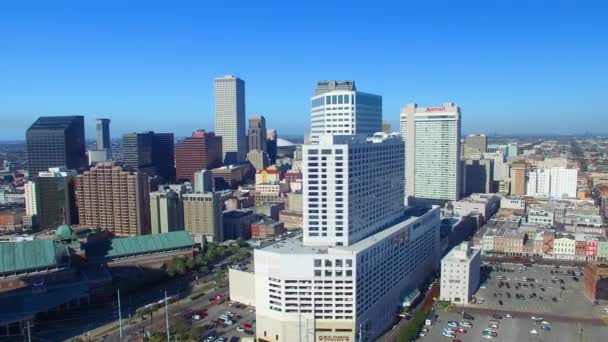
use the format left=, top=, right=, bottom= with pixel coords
left=55, top=224, right=74, bottom=240
left=83, top=231, right=195, bottom=260
left=0, top=240, right=59, bottom=275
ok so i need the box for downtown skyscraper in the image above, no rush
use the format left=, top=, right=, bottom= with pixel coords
left=215, top=75, right=246, bottom=164
left=400, top=102, right=462, bottom=204
left=26, top=116, right=86, bottom=175
left=309, top=80, right=382, bottom=144
left=121, top=131, right=175, bottom=182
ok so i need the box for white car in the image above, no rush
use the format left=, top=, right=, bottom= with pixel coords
left=603, top=307, right=608, bottom=313
left=236, top=327, right=245, bottom=332
left=541, top=320, right=551, bottom=325
left=460, top=321, right=472, bottom=328
left=192, top=314, right=201, bottom=320
left=529, top=329, right=538, bottom=335
left=447, top=321, right=458, bottom=328
left=442, top=331, right=455, bottom=338
left=505, top=313, right=512, bottom=318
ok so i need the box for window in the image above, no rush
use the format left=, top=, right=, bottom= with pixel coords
left=314, top=259, right=322, bottom=267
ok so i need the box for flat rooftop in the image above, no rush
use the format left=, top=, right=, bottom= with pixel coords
left=259, top=207, right=437, bottom=255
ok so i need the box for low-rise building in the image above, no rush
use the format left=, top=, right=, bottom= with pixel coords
left=452, top=193, right=500, bottom=222
left=251, top=217, right=286, bottom=241
left=223, top=209, right=257, bottom=240
left=440, top=242, right=481, bottom=305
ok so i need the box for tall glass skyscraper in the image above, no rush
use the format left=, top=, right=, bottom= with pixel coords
left=215, top=75, right=246, bottom=164
left=26, top=116, right=86, bottom=175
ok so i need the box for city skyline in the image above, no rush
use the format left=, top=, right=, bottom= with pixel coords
left=2, top=1, right=608, bottom=140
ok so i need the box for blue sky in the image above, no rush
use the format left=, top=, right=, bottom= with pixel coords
left=1, top=0, right=607, bottom=140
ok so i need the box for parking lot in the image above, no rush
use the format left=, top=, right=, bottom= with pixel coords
left=469, top=263, right=602, bottom=319
left=420, top=310, right=608, bottom=342
left=185, top=299, right=256, bottom=341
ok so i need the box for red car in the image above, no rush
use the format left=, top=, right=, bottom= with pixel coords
left=456, top=328, right=467, bottom=334
left=243, top=323, right=253, bottom=330
left=452, top=340, right=462, bottom=342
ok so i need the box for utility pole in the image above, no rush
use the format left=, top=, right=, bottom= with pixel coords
left=118, top=289, right=123, bottom=340
left=26, top=321, right=31, bottom=342
left=165, top=290, right=170, bottom=342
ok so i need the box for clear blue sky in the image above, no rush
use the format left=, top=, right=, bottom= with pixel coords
left=1, top=0, right=607, bottom=140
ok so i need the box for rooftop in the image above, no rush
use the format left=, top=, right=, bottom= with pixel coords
left=82, top=231, right=195, bottom=260
left=0, top=239, right=61, bottom=276
left=27, top=116, right=83, bottom=131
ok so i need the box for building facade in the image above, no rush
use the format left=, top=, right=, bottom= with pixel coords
left=215, top=75, right=247, bottom=164
left=526, top=167, right=578, bottom=198
left=248, top=115, right=267, bottom=152
left=122, top=131, right=175, bottom=182
left=194, top=169, right=214, bottom=193
left=463, top=134, right=487, bottom=158
left=400, top=102, right=461, bottom=204
left=303, top=133, right=405, bottom=247
left=175, top=130, right=223, bottom=182
left=440, top=242, right=481, bottom=304
left=510, top=161, right=528, bottom=196
left=309, top=81, right=382, bottom=144
left=26, top=116, right=86, bottom=175
left=27, top=167, right=78, bottom=230
left=150, top=190, right=184, bottom=234
left=183, top=192, right=223, bottom=242
left=76, top=162, right=150, bottom=236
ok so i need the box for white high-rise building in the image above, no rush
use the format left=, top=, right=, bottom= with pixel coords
left=24, top=181, right=38, bottom=216
left=310, top=81, right=382, bottom=144
left=194, top=169, right=213, bottom=193
left=215, top=75, right=246, bottom=164
left=526, top=167, right=578, bottom=198
left=248, top=133, right=441, bottom=342
left=440, top=242, right=481, bottom=304
left=303, top=133, right=405, bottom=247
left=400, top=102, right=462, bottom=204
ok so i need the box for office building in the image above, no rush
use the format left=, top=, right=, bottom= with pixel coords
left=223, top=209, right=256, bottom=240
left=183, top=192, right=223, bottom=242
left=440, top=242, right=481, bottom=305
left=310, top=80, right=382, bottom=144
left=510, top=161, right=528, bottom=196
left=175, top=130, right=222, bottom=182
left=247, top=150, right=270, bottom=171
left=211, top=164, right=251, bottom=190
left=244, top=133, right=441, bottom=342
left=215, top=75, right=246, bottom=164
left=400, top=102, right=462, bottom=204
left=96, top=118, right=111, bottom=150
left=248, top=115, right=267, bottom=152
left=526, top=167, right=578, bottom=198
left=32, top=167, right=78, bottom=229
left=150, top=189, right=184, bottom=234
left=463, top=134, right=487, bottom=158
left=24, top=181, right=38, bottom=217
left=76, top=162, right=150, bottom=236
left=488, top=143, right=518, bottom=159
left=267, top=129, right=278, bottom=163
left=122, top=131, right=175, bottom=182
left=26, top=116, right=86, bottom=175
left=194, top=169, right=213, bottom=193
left=88, top=118, right=112, bottom=164
left=463, top=158, right=494, bottom=195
